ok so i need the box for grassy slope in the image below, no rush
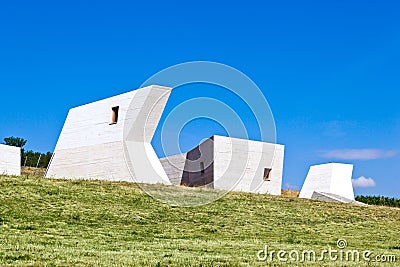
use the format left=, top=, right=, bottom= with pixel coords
left=0, top=175, right=399, bottom=266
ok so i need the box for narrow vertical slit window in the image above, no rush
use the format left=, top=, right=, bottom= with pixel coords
left=200, top=162, right=205, bottom=175
left=263, top=168, right=272, bottom=181
left=110, top=106, right=119, bottom=125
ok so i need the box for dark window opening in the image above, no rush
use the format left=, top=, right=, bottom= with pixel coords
left=200, top=162, right=205, bottom=175
left=110, top=106, right=119, bottom=124
left=263, top=168, right=272, bottom=181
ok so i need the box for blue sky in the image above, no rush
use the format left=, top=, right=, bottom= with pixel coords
left=0, top=1, right=399, bottom=197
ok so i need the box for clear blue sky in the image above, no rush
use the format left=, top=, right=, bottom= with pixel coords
left=0, top=0, right=399, bottom=197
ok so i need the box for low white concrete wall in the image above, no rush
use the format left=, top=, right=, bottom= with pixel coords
left=159, top=153, right=187, bottom=185
left=0, top=144, right=21, bottom=176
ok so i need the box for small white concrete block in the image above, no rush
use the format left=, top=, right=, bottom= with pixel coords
left=299, top=163, right=355, bottom=200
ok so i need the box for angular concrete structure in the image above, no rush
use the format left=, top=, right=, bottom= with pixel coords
left=46, top=85, right=172, bottom=184
left=160, top=135, right=285, bottom=195
left=0, top=144, right=21, bottom=176
left=46, top=85, right=285, bottom=196
left=299, top=163, right=356, bottom=203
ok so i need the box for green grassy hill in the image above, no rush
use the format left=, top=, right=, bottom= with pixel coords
left=0, top=175, right=399, bottom=266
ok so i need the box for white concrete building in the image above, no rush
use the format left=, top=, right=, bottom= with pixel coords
left=160, top=135, right=285, bottom=195
left=47, top=85, right=285, bottom=196
left=299, top=163, right=358, bottom=203
left=46, top=85, right=172, bottom=184
left=0, top=144, right=21, bottom=176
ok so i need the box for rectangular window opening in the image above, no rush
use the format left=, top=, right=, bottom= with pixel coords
left=200, top=162, right=205, bottom=175
left=110, top=106, right=119, bottom=125
left=263, top=168, right=272, bottom=181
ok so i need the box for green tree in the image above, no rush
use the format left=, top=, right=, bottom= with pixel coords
left=3, top=136, right=27, bottom=148
left=23, top=150, right=53, bottom=168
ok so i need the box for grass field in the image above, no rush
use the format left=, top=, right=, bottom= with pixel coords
left=0, top=175, right=399, bottom=266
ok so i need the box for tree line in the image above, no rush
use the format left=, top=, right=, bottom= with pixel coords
left=3, top=136, right=53, bottom=169
left=356, top=195, right=400, bottom=208
left=22, top=151, right=53, bottom=168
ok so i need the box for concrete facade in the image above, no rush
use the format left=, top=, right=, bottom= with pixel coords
left=160, top=135, right=285, bottom=195
left=46, top=85, right=172, bottom=184
left=0, top=144, right=21, bottom=176
left=299, top=163, right=355, bottom=202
